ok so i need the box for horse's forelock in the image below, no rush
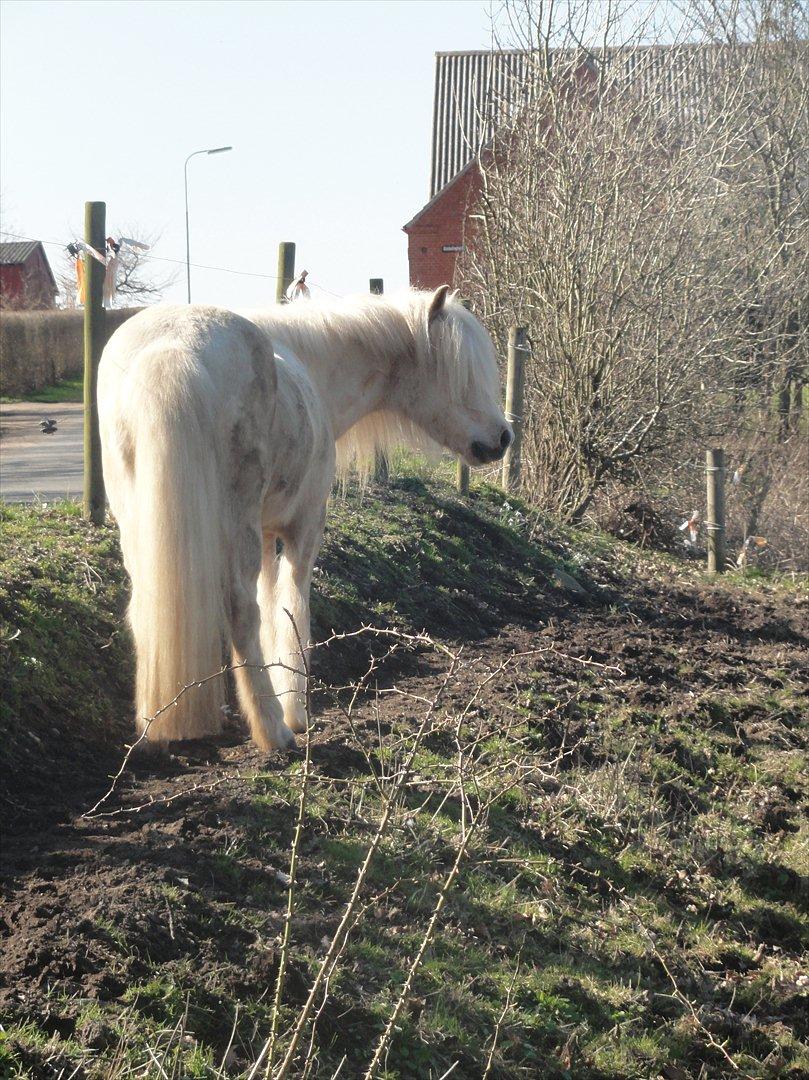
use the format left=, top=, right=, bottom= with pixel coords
left=408, top=292, right=500, bottom=407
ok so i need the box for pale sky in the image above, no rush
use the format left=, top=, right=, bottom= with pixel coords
left=1, top=0, right=498, bottom=307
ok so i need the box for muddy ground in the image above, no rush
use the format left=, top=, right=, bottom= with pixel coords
left=1, top=490, right=807, bottom=1078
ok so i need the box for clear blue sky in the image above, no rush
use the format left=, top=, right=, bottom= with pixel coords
left=1, top=0, right=497, bottom=307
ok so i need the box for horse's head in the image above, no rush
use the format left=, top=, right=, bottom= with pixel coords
left=408, top=287, right=512, bottom=467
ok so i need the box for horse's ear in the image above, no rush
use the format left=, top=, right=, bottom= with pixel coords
left=428, top=284, right=451, bottom=323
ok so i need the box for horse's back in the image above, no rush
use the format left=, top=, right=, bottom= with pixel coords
left=100, top=305, right=277, bottom=416
left=98, top=302, right=334, bottom=536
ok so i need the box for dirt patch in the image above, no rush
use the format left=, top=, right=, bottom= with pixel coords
left=1, top=490, right=807, bottom=1078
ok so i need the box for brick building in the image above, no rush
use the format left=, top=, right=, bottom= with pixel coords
left=404, top=50, right=532, bottom=290
left=0, top=241, right=58, bottom=309
left=404, top=47, right=725, bottom=290
left=402, top=159, right=481, bottom=291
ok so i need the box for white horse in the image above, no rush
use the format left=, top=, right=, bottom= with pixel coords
left=98, top=287, right=512, bottom=751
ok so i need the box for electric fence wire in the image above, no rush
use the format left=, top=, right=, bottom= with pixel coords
left=0, top=230, right=345, bottom=297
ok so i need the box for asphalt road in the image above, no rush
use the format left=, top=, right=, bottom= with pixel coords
left=0, top=402, right=85, bottom=503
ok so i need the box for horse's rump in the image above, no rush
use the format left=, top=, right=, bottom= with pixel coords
left=100, top=309, right=279, bottom=742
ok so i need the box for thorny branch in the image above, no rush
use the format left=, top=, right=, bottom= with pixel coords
left=72, top=607, right=763, bottom=1077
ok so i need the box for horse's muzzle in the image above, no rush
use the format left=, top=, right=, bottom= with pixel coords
left=471, top=427, right=512, bottom=464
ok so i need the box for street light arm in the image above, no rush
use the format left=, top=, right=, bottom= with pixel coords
left=184, top=149, right=208, bottom=173
left=184, top=145, right=233, bottom=304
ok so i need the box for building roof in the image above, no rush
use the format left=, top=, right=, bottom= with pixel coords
left=0, top=240, right=42, bottom=266
left=429, top=44, right=730, bottom=197
left=0, top=240, right=57, bottom=289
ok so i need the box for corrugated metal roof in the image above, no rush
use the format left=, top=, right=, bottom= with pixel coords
left=0, top=240, right=41, bottom=265
left=429, top=44, right=730, bottom=197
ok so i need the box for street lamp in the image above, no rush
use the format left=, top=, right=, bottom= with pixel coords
left=184, top=145, right=233, bottom=303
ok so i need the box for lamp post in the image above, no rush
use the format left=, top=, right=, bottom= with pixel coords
left=184, top=145, right=233, bottom=303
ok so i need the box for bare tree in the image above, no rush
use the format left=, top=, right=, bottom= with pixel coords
left=681, top=0, right=808, bottom=558
left=58, top=228, right=177, bottom=309
left=110, top=230, right=177, bottom=305
left=458, top=0, right=807, bottom=543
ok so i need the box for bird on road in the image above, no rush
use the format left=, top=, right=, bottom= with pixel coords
left=40, top=418, right=58, bottom=435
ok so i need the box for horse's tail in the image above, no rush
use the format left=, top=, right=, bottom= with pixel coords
left=127, top=355, right=227, bottom=743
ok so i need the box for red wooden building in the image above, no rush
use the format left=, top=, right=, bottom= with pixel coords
left=0, top=241, right=58, bottom=309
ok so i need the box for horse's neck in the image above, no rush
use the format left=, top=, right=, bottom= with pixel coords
left=250, top=307, right=413, bottom=441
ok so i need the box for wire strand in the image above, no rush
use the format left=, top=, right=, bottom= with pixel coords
left=2, top=229, right=282, bottom=282
left=1, top=229, right=351, bottom=297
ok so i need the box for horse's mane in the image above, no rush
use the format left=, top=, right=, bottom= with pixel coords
left=243, top=290, right=500, bottom=479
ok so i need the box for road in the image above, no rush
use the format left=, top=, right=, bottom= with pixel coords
left=0, top=402, right=85, bottom=503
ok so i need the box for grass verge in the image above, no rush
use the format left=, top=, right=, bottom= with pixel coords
left=1, top=478, right=807, bottom=1079
left=0, top=374, right=84, bottom=405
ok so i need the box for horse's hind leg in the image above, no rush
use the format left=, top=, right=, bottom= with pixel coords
left=228, top=520, right=296, bottom=752
left=268, top=509, right=326, bottom=735
left=257, top=527, right=281, bottom=691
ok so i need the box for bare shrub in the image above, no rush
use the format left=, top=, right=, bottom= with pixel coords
left=457, top=0, right=807, bottom=565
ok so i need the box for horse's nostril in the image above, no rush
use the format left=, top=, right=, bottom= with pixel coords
left=471, top=436, right=510, bottom=464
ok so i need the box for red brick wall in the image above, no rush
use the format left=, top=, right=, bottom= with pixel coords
left=404, top=164, right=481, bottom=290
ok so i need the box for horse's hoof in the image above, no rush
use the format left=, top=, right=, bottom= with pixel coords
left=285, top=714, right=308, bottom=735
left=277, top=725, right=298, bottom=752
left=254, top=724, right=297, bottom=753
left=130, top=737, right=167, bottom=759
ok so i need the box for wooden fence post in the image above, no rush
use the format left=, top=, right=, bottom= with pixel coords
left=456, top=299, right=472, bottom=494
left=456, top=459, right=470, bottom=494
left=276, top=242, right=295, bottom=303
left=501, top=326, right=527, bottom=493
left=83, top=200, right=106, bottom=524
left=706, top=448, right=726, bottom=574
left=370, top=278, right=389, bottom=483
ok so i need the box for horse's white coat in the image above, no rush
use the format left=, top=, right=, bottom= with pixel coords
left=98, top=288, right=511, bottom=749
